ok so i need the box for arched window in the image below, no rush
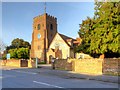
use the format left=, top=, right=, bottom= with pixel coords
left=37, top=24, right=40, bottom=30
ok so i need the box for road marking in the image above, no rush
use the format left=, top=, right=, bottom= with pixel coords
left=12, top=70, right=37, bottom=75
left=33, top=81, right=64, bottom=88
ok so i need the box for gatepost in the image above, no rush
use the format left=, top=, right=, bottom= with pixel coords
left=51, top=58, right=55, bottom=69
left=36, top=57, right=38, bottom=68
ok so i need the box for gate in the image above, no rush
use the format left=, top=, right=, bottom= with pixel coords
left=20, top=60, right=28, bottom=67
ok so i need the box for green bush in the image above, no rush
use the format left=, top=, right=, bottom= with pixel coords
left=8, top=48, right=29, bottom=59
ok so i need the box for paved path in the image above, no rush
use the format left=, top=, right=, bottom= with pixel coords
left=1, top=66, right=119, bottom=88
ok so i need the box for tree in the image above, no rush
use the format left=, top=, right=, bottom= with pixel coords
left=8, top=49, right=18, bottom=59
left=77, top=1, right=120, bottom=58
left=6, top=38, right=31, bottom=51
left=77, top=17, right=95, bottom=54
left=8, top=48, right=29, bottom=59
left=5, top=38, right=31, bottom=59
left=17, top=48, right=29, bottom=59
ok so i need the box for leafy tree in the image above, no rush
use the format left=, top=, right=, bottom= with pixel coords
left=77, top=1, right=120, bottom=58
left=6, top=38, right=31, bottom=51
left=8, top=49, right=18, bottom=59
left=5, top=38, right=30, bottom=59
left=17, top=48, right=29, bottom=59
left=6, top=45, right=15, bottom=51
left=8, top=48, right=29, bottom=59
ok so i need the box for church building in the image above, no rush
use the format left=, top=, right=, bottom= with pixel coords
left=30, top=12, right=80, bottom=63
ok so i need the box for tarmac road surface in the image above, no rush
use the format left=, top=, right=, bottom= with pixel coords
left=1, top=67, right=119, bottom=89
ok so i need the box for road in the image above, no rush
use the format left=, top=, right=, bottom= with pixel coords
left=1, top=68, right=119, bottom=88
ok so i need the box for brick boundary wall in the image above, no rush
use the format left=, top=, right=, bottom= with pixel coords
left=103, top=58, right=120, bottom=75
left=72, top=59, right=103, bottom=75
left=0, top=59, right=36, bottom=68
left=54, top=58, right=120, bottom=75
left=54, top=59, right=72, bottom=71
left=0, top=59, right=21, bottom=67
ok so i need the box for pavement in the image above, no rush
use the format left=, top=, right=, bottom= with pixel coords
left=37, top=64, right=120, bottom=84
left=1, top=64, right=119, bottom=84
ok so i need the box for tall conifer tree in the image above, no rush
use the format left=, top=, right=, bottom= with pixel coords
left=77, top=1, right=120, bottom=58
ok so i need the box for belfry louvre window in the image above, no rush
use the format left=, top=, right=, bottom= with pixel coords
left=50, top=24, right=53, bottom=30
left=37, top=24, right=40, bottom=30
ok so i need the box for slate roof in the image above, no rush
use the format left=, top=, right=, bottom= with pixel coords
left=49, top=33, right=80, bottom=49
left=59, top=33, right=75, bottom=41
left=58, top=33, right=76, bottom=48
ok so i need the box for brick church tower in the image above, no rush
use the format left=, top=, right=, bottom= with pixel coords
left=30, top=13, right=57, bottom=63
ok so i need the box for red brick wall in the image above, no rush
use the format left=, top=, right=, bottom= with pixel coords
left=0, top=59, right=36, bottom=68
left=54, top=59, right=72, bottom=71
left=54, top=58, right=120, bottom=75
left=103, top=58, right=120, bottom=74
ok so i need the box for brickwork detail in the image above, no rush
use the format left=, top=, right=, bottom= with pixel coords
left=0, top=59, right=21, bottom=67
left=0, top=59, right=36, bottom=68
left=54, top=59, right=72, bottom=71
left=72, top=59, right=103, bottom=75
left=103, top=58, right=120, bottom=74
left=54, top=58, right=120, bottom=75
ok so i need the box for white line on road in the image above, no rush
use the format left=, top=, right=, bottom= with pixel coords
left=12, top=70, right=37, bottom=75
left=33, top=81, right=64, bottom=88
